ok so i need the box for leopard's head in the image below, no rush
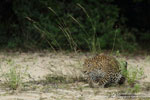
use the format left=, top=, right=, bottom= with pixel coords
left=82, top=59, right=93, bottom=74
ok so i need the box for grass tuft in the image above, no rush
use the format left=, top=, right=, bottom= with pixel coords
left=0, top=59, right=28, bottom=90
left=119, top=61, right=144, bottom=93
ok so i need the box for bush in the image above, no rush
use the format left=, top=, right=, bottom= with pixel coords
left=0, top=0, right=138, bottom=51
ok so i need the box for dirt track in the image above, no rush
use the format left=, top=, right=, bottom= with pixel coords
left=0, top=51, right=150, bottom=100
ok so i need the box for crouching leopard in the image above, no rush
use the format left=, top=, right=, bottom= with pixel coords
left=83, top=53, right=127, bottom=88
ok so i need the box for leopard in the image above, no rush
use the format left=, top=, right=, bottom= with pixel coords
left=83, top=53, right=127, bottom=88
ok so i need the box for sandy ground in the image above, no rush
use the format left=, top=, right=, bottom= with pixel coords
left=0, top=51, right=150, bottom=100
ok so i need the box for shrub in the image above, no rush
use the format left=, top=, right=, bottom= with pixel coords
left=0, top=0, right=138, bottom=51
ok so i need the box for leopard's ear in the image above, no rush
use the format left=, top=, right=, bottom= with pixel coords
left=83, top=58, right=88, bottom=66
left=84, top=58, right=88, bottom=62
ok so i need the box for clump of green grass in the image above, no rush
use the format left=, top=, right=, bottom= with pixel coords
left=127, top=83, right=141, bottom=93
left=126, top=67, right=144, bottom=93
left=126, top=67, right=144, bottom=85
left=119, top=61, right=144, bottom=93
left=116, top=50, right=144, bottom=93
left=0, top=59, right=28, bottom=90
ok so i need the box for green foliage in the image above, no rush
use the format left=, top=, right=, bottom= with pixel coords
left=120, top=62, right=144, bottom=93
left=127, top=83, right=141, bottom=93
left=0, top=0, right=141, bottom=51
left=117, top=52, right=144, bottom=93
left=0, top=59, right=28, bottom=90
left=126, top=67, right=144, bottom=86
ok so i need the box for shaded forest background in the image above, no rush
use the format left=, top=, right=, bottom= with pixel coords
left=0, top=0, right=150, bottom=52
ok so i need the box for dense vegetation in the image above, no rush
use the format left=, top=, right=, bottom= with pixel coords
left=0, top=0, right=150, bottom=52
